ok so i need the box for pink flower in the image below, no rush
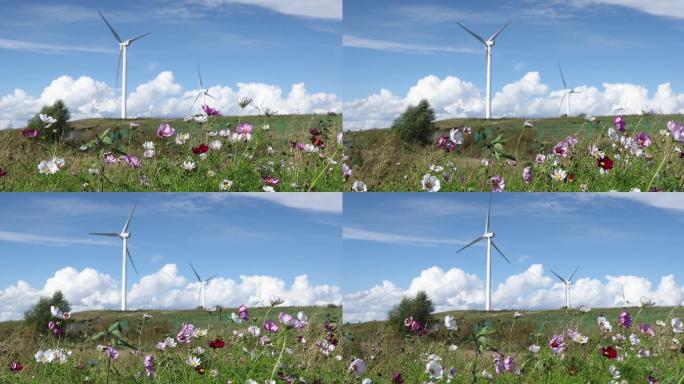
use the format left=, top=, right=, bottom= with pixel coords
left=238, top=304, right=248, bottom=321
left=202, top=105, right=220, bottom=116
left=491, top=175, right=505, bottom=192
left=176, top=323, right=196, bottom=344
left=123, top=154, right=141, bottom=168
left=48, top=320, right=64, bottom=336
left=535, top=154, right=546, bottom=164
left=566, top=135, right=578, bottom=147
left=236, top=123, right=253, bottom=134
left=156, top=123, right=176, bottom=138
left=619, top=311, right=632, bottom=328
left=668, top=121, right=684, bottom=143
left=522, top=166, right=532, bottom=184
left=614, top=116, right=626, bottom=132
left=635, top=132, right=652, bottom=148
left=640, top=323, right=655, bottom=337
left=21, top=128, right=40, bottom=138
left=104, top=346, right=119, bottom=361
left=548, top=334, right=564, bottom=354
left=263, top=319, right=279, bottom=333
left=103, top=152, right=119, bottom=164
left=144, top=355, right=155, bottom=378
left=553, top=141, right=569, bottom=158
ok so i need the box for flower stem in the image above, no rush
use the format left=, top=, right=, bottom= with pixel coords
left=270, top=332, right=287, bottom=381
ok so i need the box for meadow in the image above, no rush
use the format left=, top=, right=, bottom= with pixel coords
left=0, top=305, right=343, bottom=383
left=343, top=306, right=684, bottom=383
left=0, top=111, right=343, bottom=192
left=344, top=114, right=684, bottom=192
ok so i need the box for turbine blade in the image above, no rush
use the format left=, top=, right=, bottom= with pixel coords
left=188, top=262, right=202, bottom=282
left=122, top=201, right=139, bottom=233
left=116, top=47, right=122, bottom=88
left=456, top=236, right=484, bottom=254
left=97, top=10, right=122, bottom=43
left=129, top=32, right=150, bottom=43
left=568, top=267, right=579, bottom=281
left=457, top=22, right=486, bottom=45
left=205, top=92, right=216, bottom=99
left=89, top=232, right=120, bottom=237
left=197, top=64, right=204, bottom=90
left=488, top=20, right=511, bottom=42
left=557, top=92, right=567, bottom=115
left=485, top=191, right=493, bottom=233
left=550, top=269, right=567, bottom=283
left=490, top=241, right=511, bottom=264
left=558, top=63, right=567, bottom=89
left=191, top=92, right=202, bottom=108
left=205, top=274, right=217, bottom=282
left=127, top=247, right=139, bottom=277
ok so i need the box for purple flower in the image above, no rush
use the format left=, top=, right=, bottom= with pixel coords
left=140, top=175, right=150, bottom=187
left=21, top=128, right=40, bottom=138
left=614, top=116, right=626, bottom=132
left=176, top=323, right=196, bottom=344
left=635, top=132, right=652, bottom=148
left=535, top=154, right=546, bottom=164
left=144, top=355, right=155, bottom=378
left=522, top=166, right=533, bottom=184
left=263, top=319, right=279, bottom=333
left=262, top=176, right=280, bottom=186
left=403, top=317, right=427, bottom=336
left=668, top=121, right=684, bottom=143
left=553, top=140, right=569, bottom=158
left=463, top=126, right=472, bottom=134
left=156, top=123, right=176, bottom=138
left=549, top=334, right=564, bottom=354
left=640, top=323, right=655, bottom=337
left=236, top=122, right=253, bottom=134
left=342, top=163, right=352, bottom=179
left=104, top=346, right=119, bottom=361
left=279, top=312, right=295, bottom=327
left=566, top=135, right=578, bottom=147
left=123, top=154, right=141, bottom=169
left=143, top=149, right=154, bottom=158
left=494, top=354, right=515, bottom=374
left=48, top=320, right=64, bottom=336
left=202, top=105, right=220, bottom=116
left=103, top=152, right=119, bottom=165
left=491, top=175, right=505, bottom=192
left=619, top=311, right=632, bottom=328
left=238, top=304, right=248, bottom=321
left=391, top=372, right=404, bottom=384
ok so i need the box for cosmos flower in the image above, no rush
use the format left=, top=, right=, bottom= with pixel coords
left=426, top=358, right=443, bottom=379
left=548, top=335, right=564, bottom=354
left=175, top=133, right=190, bottom=145
left=48, top=320, right=63, bottom=335
left=352, top=180, right=367, bottom=192
left=40, top=114, right=57, bottom=127
left=209, top=140, right=222, bottom=150
left=463, top=126, right=472, bottom=134
left=421, top=174, right=441, bottom=192
left=391, top=372, right=404, bottom=384
left=566, top=135, right=578, bottom=147
left=0, top=168, right=6, bottom=177
left=50, top=306, right=70, bottom=320
left=9, top=361, right=23, bottom=372
left=342, top=163, right=352, bottom=179
left=104, top=346, right=119, bottom=361
left=38, top=160, right=59, bottom=175
left=614, top=116, right=626, bottom=132
left=186, top=356, right=201, bottom=368
left=202, top=105, right=220, bottom=116
left=123, top=154, right=141, bottom=169
left=208, top=339, right=225, bottom=349
left=619, top=311, right=632, bottom=328
left=263, top=319, right=279, bottom=333
left=535, top=154, right=546, bottom=164
left=21, top=128, right=40, bottom=138
left=444, top=315, right=457, bottom=331
left=672, top=318, right=683, bottom=333
left=601, top=346, right=618, bottom=359
left=247, top=325, right=260, bottom=337
left=182, top=159, right=196, bottom=171
left=176, top=323, right=196, bottom=344
left=598, top=316, right=612, bottom=331
left=552, top=140, right=569, bottom=158
left=551, top=168, right=567, bottom=182
left=667, top=121, right=684, bottom=143
left=236, top=122, right=253, bottom=134
left=142, top=141, right=155, bottom=151
left=491, top=175, right=505, bottom=192
left=349, top=358, right=366, bottom=376
left=597, top=155, right=614, bottom=171
left=156, top=123, right=176, bottom=138
left=449, top=128, right=464, bottom=145
left=238, top=304, right=249, bottom=321
left=640, top=323, right=655, bottom=336
left=238, top=96, right=253, bottom=109
left=636, top=132, right=652, bottom=148
left=219, top=179, right=233, bottom=191
left=144, top=355, right=154, bottom=378
left=528, top=344, right=540, bottom=354
left=262, top=176, right=279, bottom=187
left=192, top=144, right=209, bottom=154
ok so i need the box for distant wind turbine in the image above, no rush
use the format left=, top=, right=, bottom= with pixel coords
left=191, top=64, right=217, bottom=112
left=456, top=192, right=511, bottom=311
left=89, top=202, right=140, bottom=311
left=550, top=267, right=579, bottom=309
left=189, top=262, right=216, bottom=309
left=558, top=64, right=582, bottom=117
left=613, top=95, right=629, bottom=114
left=457, top=21, right=511, bottom=119
left=98, top=10, right=150, bottom=119
left=620, top=287, right=634, bottom=307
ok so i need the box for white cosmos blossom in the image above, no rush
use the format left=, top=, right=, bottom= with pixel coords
left=426, top=357, right=443, bottom=379
left=39, top=114, right=57, bottom=127
left=210, top=140, right=222, bottom=150
left=672, top=318, right=683, bottom=333
left=352, top=180, right=367, bottom=192
left=38, top=160, right=59, bottom=175
left=598, top=316, right=613, bottom=332
left=219, top=179, right=234, bottom=191
left=263, top=186, right=275, bottom=192
left=175, top=133, right=190, bottom=145
left=349, top=358, right=366, bottom=376
left=142, top=141, right=155, bottom=150
left=551, top=168, right=567, bottom=182
left=449, top=128, right=464, bottom=144
left=444, top=315, right=457, bottom=331
left=186, top=356, right=201, bottom=367
left=421, top=174, right=441, bottom=192
left=182, top=160, right=196, bottom=171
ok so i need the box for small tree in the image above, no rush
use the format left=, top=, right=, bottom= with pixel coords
left=24, top=291, right=71, bottom=334
left=26, top=100, right=71, bottom=142
left=391, top=99, right=435, bottom=146
left=388, top=291, right=434, bottom=333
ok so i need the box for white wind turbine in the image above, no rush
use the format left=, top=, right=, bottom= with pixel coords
left=457, top=20, right=511, bottom=119
left=456, top=192, right=511, bottom=311
left=189, top=262, right=216, bottom=309
left=613, top=95, right=629, bottom=114
left=89, top=202, right=140, bottom=311
left=550, top=267, right=579, bottom=309
left=191, top=64, right=217, bottom=112
left=98, top=10, right=150, bottom=120
left=558, top=64, right=582, bottom=117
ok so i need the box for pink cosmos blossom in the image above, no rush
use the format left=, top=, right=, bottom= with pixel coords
left=176, top=323, right=196, bottom=344
left=535, top=154, right=546, bottom=164
left=202, top=105, right=220, bottom=116
left=566, top=135, right=578, bottom=147
left=491, top=175, right=505, bottom=192
left=123, top=154, right=141, bottom=168
left=238, top=304, right=248, bottom=321
left=156, top=123, right=176, bottom=138
left=263, top=319, right=279, bottom=333
left=103, top=152, right=119, bottom=164
left=668, top=121, right=684, bottom=143
left=614, top=116, right=626, bottom=132
left=21, top=128, right=40, bottom=138
left=104, top=346, right=119, bottom=361
left=236, top=123, right=253, bottom=134
left=522, top=166, right=532, bottom=184
left=640, top=323, right=655, bottom=337
left=144, top=355, right=155, bottom=378
left=635, top=132, right=652, bottom=148
left=549, top=334, right=564, bottom=354
left=619, top=311, right=632, bottom=328
left=553, top=140, right=569, bottom=158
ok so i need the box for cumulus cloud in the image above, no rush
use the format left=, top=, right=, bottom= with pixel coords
left=344, top=71, right=684, bottom=130
left=0, top=264, right=340, bottom=321
left=344, top=264, right=684, bottom=323
left=187, top=0, right=341, bottom=20
left=571, top=0, right=684, bottom=19
left=0, top=71, right=341, bottom=129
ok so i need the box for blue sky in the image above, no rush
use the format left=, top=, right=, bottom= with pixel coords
left=0, top=193, right=341, bottom=318
left=0, top=0, right=340, bottom=97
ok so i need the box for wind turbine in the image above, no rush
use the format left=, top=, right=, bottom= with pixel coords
left=620, top=287, right=634, bottom=307
left=558, top=64, right=582, bottom=117
left=98, top=10, right=150, bottom=119
left=89, top=202, right=140, bottom=311
left=550, top=267, right=579, bottom=309
left=457, top=21, right=511, bottom=119
left=455, top=192, right=511, bottom=311
left=613, top=95, right=629, bottom=114
left=189, top=262, right=216, bottom=309
left=191, top=64, right=217, bottom=112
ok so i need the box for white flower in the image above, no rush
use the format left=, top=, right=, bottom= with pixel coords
left=199, top=153, right=207, bottom=160
left=481, top=159, right=490, bottom=166
left=88, top=168, right=100, bottom=175
left=428, top=164, right=444, bottom=173
left=175, top=133, right=190, bottom=145
left=426, top=359, right=443, bottom=379
left=263, top=186, right=275, bottom=192
left=193, top=328, right=208, bottom=337
left=53, top=157, right=66, bottom=169
left=352, top=180, right=367, bottom=192
left=303, top=143, right=318, bottom=153
left=262, top=123, right=270, bottom=130
left=163, top=337, right=177, bottom=349
left=598, top=316, right=613, bottom=332
left=629, top=333, right=640, bottom=346
left=481, top=370, right=494, bottom=379
left=551, top=168, right=567, bottom=182
left=38, top=160, right=59, bottom=175
left=448, top=344, right=458, bottom=351
left=421, top=174, right=441, bottom=192
left=186, top=356, right=201, bottom=367
left=444, top=315, right=457, bottom=331
left=39, top=114, right=57, bottom=127
left=142, top=141, right=155, bottom=150
left=630, top=188, right=641, bottom=192
left=238, top=96, right=253, bottom=109
left=182, top=159, right=196, bottom=171
left=349, top=358, right=366, bottom=376
left=219, top=179, right=234, bottom=191
left=449, top=128, right=464, bottom=144
left=219, top=129, right=230, bottom=137
left=210, top=140, right=222, bottom=150
left=362, top=379, right=372, bottom=384
left=248, top=325, right=260, bottom=337
left=528, top=344, right=540, bottom=354
left=609, top=365, right=620, bottom=379
left=607, top=127, right=619, bottom=141
left=79, top=145, right=88, bottom=151
left=194, top=115, right=208, bottom=123
left=572, top=334, right=589, bottom=344
left=193, top=346, right=205, bottom=355
left=672, top=318, right=683, bottom=333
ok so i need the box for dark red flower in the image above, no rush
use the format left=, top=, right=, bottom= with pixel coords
left=597, top=156, right=614, bottom=170
left=192, top=144, right=209, bottom=154
left=208, top=339, right=225, bottom=349
left=21, top=128, right=40, bottom=138
left=311, top=135, right=325, bottom=148
left=391, top=372, right=404, bottom=384
left=262, top=176, right=280, bottom=186
left=9, top=361, right=23, bottom=372
left=601, top=346, right=618, bottom=359
left=0, top=168, right=6, bottom=177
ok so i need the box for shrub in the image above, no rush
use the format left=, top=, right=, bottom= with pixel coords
left=24, top=290, right=71, bottom=334
left=391, top=99, right=436, bottom=146
left=388, top=291, right=434, bottom=333
left=26, top=100, right=71, bottom=142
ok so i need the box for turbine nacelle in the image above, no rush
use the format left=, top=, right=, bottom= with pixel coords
left=483, top=232, right=494, bottom=238
left=120, top=232, right=130, bottom=239
left=485, top=40, right=495, bottom=47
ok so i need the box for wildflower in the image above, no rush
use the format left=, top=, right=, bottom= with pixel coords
left=444, top=315, right=457, bottom=331
left=426, top=358, right=443, bottom=379
left=238, top=304, right=249, bottom=321
left=491, top=175, right=505, bottom=192
left=640, top=323, right=655, bottom=336
left=34, top=349, right=70, bottom=364
left=236, top=122, right=253, bottom=134
left=630, top=333, right=640, bottom=346
left=598, top=315, right=613, bottom=331
left=391, top=372, right=404, bottom=384
left=192, top=144, right=209, bottom=154
left=552, top=140, right=569, bottom=157
left=636, top=132, right=652, bottom=148
left=50, top=306, right=70, bottom=320
left=262, top=176, right=279, bottom=187
left=21, top=128, right=40, bottom=138
left=524, top=120, right=534, bottom=128
left=247, top=325, right=260, bottom=337
left=39, top=114, right=57, bottom=127
left=449, top=128, right=464, bottom=144
left=614, top=116, right=626, bottom=132
left=349, top=358, right=366, bottom=376
left=0, top=168, right=6, bottom=177
left=342, top=163, right=352, bottom=179
left=9, top=361, right=23, bottom=372
left=208, top=140, right=222, bottom=151
left=143, top=355, right=154, bottom=378
left=48, top=320, right=64, bottom=335
left=549, top=334, right=564, bottom=354
left=176, top=323, right=196, bottom=344
left=156, top=123, right=176, bottom=138
left=601, top=346, right=618, bottom=359
left=463, top=126, right=472, bottom=134
left=619, top=311, right=632, bottom=328
left=481, top=158, right=490, bottom=166
left=668, top=121, right=684, bottom=143
left=352, top=180, right=367, bottom=192
left=535, top=154, right=546, bottom=164
left=482, top=370, right=494, bottom=379
left=218, top=179, right=233, bottom=191
left=672, top=318, right=683, bottom=333
left=175, top=132, right=190, bottom=145
left=528, top=344, right=540, bottom=354
left=182, top=159, right=196, bottom=171
left=270, top=296, right=285, bottom=306
left=38, top=160, right=59, bottom=175
left=362, top=379, right=372, bottom=384
left=104, top=346, right=119, bottom=361
left=597, top=155, right=614, bottom=171
left=202, top=105, right=220, bottom=116
left=337, top=132, right=344, bottom=145
left=551, top=168, right=567, bottom=182
left=263, top=319, right=279, bottom=333
left=123, top=154, right=141, bottom=168
left=186, top=356, right=201, bottom=368
left=421, top=174, right=441, bottom=192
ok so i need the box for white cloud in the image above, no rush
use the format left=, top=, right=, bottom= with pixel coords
left=229, top=193, right=343, bottom=213
left=0, top=230, right=116, bottom=247
left=571, top=0, right=684, bottom=19
left=343, top=35, right=478, bottom=55
left=190, top=0, right=341, bottom=20
left=0, top=71, right=341, bottom=129
left=344, top=72, right=684, bottom=130
left=0, top=38, right=115, bottom=54
left=343, top=227, right=466, bottom=247
left=0, top=264, right=340, bottom=321
left=344, top=264, right=684, bottom=322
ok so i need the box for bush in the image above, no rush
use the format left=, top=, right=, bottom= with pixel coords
left=391, top=99, right=435, bottom=146
left=388, top=291, right=434, bottom=333
left=24, top=290, right=71, bottom=334
left=26, top=100, right=71, bottom=142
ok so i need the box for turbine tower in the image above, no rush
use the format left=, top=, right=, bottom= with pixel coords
left=98, top=10, right=150, bottom=119
left=558, top=64, right=582, bottom=117
left=457, top=21, right=511, bottom=119
left=551, top=267, right=579, bottom=308
left=189, top=262, right=216, bottom=309
left=191, top=64, right=217, bottom=112
left=89, top=202, right=140, bottom=311
left=456, top=192, right=511, bottom=311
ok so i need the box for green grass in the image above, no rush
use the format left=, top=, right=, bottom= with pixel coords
left=0, top=305, right=343, bottom=383
left=0, top=114, right=343, bottom=192
left=344, top=306, right=684, bottom=383
left=345, top=114, right=684, bottom=191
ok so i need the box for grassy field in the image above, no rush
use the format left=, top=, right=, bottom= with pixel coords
left=0, top=113, right=343, bottom=192
left=345, top=114, right=684, bottom=192
left=0, top=305, right=343, bottom=383
left=343, top=306, right=684, bottom=383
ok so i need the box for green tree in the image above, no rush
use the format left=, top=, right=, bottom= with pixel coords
left=391, top=99, right=436, bottom=146
left=388, top=291, right=434, bottom=333
left=24, top=290, right=71, bottom=334
left=26, top=100, right=71, bottom=142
